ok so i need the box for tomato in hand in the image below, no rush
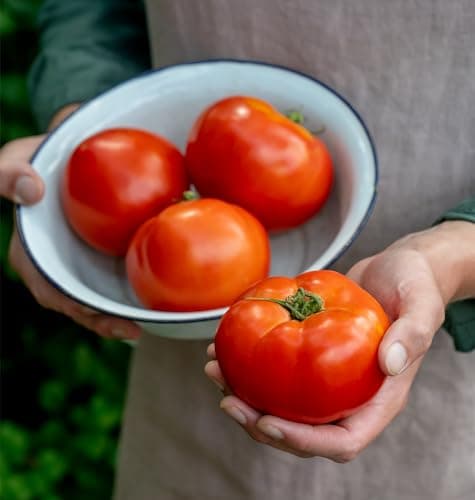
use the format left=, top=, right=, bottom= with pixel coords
left=61, top=128, right=188, bottom=256
left=126, top=196, right=270, bottom=312
left=185, top=96, right=333, bottom=231
left=215, top=270, right=390, bottom=424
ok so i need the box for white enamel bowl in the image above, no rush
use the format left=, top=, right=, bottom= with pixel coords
left=17, top=60, right=377, bottom=339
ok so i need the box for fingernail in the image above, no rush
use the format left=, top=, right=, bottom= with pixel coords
left=211, top=377, right=225, bottom=392
left=14, top=176, right=40, bottom=204
left=221, top=405, right=246, bottom=425
left=259, top=424, right=284, bottom=441
left=385, top=342, right=408, bottom=375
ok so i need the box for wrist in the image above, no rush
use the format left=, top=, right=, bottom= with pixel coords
left=404, top=221, right=475, bottom=304
left=47, top=103, right=81, bottom=131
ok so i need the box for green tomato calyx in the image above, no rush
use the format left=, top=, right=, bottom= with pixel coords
left=248, top=287, right=324, bottom=321
left=182, top=190, right=199, bottom=201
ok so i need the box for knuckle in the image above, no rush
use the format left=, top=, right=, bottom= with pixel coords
left=298, top=438, right=317, bottom=456
left=30, top=286, right=50, bottom=309
left=249, top=431, right=271, bottom=445
left=396, top=277, right=415, bottom=299
left=410, top=325, right=433, bottom=354
left=334, top=442, right=361, bottom=464
left=71, top=314, right=103, bottom=336
left=29, top=284, right=57, bottom=313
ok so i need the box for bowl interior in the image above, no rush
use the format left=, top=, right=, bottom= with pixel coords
left=18, top=60, right=376, bottom=323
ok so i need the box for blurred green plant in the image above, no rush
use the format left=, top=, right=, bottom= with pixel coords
left=0, top=326, right=130, bottom=500
left=0, top=0, right=43, bottom=144
left=0, top=2, right=132, bottom=498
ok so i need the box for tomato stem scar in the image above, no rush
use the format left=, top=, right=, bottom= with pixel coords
left=286, top=110, right=305, bottom=125
left=247, top=287, right=324, bottom=320
left=285, top=110, right=326, bottom=135
left=182, top=190, right=199, bottom=201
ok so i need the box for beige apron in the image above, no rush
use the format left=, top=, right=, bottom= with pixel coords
left=114, top=1, right=475, bottom=498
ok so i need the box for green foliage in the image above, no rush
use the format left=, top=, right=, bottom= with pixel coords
left=1, top=325, right=131, bottom=499
left=0, top=0, right=42, bottom=145
left=0, top=2, right=132, bottom=498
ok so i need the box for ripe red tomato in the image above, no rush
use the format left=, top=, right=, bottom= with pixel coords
left=126, top=197, right=270, bottom=312
left=215, top=270, right=390, bottom=424
left=61, top=128, right=188, bottom=256
left=185, top=96, right=333, bottom=231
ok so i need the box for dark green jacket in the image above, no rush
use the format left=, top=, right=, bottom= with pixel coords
left=28, top=0, right=475, bottom=351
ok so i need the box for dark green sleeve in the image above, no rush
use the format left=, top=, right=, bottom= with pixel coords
left=436, top=196, right=475, bottom=352
left=28, top=0, right=151, bottom=131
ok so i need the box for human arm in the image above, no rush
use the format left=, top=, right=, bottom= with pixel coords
left=1, top=105, right=142, bottom=339
left=434, top=198, right=475, bottom=352
left=29, top=0, right=150, bottom=130
left=1, top=0, right=150, bottom=338
left=205, top=206, right=475, bottom=460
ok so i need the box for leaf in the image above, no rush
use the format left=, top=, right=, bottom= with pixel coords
left=0, top=9, right=17, bottom=35
left=73, top=433, right=109, bottom=462
left=35, top=420, right=67, bottom=447
left=35, top=448, right=68, bottom=483
left=3, top=0, right=42, bottom=28
left=0, top=474, right=34, bottom=500
left=90, top=395, right=122, bottom=431
left=73, top=343, right=98, bottom=384
left=74, top=466, right=101, bottom=490
left=0, top=73, right=29, bottom=109
left=0, top=201, right=19, bottom=281
left=39, top=380, right=68, bottom=413
left=0, top=421, right=30, bottom=466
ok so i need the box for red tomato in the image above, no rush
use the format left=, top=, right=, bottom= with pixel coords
left=125, top=198, right=270, bottom=312
left=215, top=270, right=390, bottom=424
left=185, top=96, right=333, bottom=231
left=61, top=128, right=188, bottom=256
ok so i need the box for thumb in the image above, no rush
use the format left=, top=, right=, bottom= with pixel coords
left=0, top=136, right=45, bottom=205
left=0, top=164, right=45, bottom=205
left=378, top=283, right=445, bottom=376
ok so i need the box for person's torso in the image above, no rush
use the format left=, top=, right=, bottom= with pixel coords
left=114, top=4, right=475, bottom=499
left=145, top=0, right=475, bottom=270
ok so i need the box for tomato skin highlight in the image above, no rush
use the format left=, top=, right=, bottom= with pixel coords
left=215, top=270, right=390, bottom=424
left=61, top=128, right=189, bottom=256
left=185, top=96, right=333, bottom=231
left=125, top=198, right=271, bottom=312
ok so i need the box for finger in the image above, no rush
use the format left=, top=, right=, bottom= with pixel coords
left=219, top=396, right=274, bottom=444
left=219, top=396, right=308, bottom=456
left=256, top=415, right=350, bottom=461
left=9, top=230, right=141, bottom=340
left=0, top=161, right=45, bottom=204
left=206, top=342, right=216, bottom=359
left=0, top=136, right=45, bottom=204
left=70, top=310, right=142, bottom=340
left=204, top=360, right=226, bottom=392
left=346, top=257, right=373, bottom=283
left=32, top=275, right=142, bottom=340
left=255, top=361, right=419, bottom=462
left=378, top=278, right=445, bottom=376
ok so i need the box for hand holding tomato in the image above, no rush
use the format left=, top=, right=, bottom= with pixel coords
left=186, top=96, right=333, bottom=230
left=204, top=224, right=467, bottom=461
left=213, top=270, right=390, bottom=424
